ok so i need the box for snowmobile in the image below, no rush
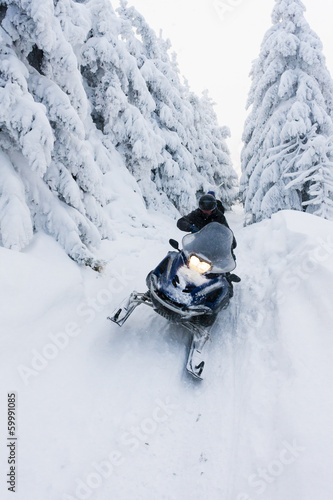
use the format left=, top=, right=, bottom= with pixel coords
left=108, top=222, right=240, bottom=380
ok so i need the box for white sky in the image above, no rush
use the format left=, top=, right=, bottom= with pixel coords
left=114, top=0, right=333, bottom=174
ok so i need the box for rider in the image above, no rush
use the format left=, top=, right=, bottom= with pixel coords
left=177, top=194, right=239, bottom=293
left=177, top=194, right=235, bottom=248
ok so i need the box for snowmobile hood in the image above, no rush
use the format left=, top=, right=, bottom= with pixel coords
left=182, top=222, right=236, bottom=273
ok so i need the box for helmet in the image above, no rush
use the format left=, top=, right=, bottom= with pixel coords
left=207, top=190, right=216, bottom=197
left=199, top=194, right=217, bottom=213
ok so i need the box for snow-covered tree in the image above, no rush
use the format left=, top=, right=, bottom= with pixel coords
left=284, top=133, right=333, bottom=219
left=79, top=0, right=170, bottom=211
left=117, top=1, right=237, bottom=212
left=188, top=90, right=238, bottom=207
left=241, top=0, right=333, bottom=223
left=0, top=0, right=115, bottom=268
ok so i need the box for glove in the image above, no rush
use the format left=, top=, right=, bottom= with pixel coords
left=190, top=224, right=199, bottom=233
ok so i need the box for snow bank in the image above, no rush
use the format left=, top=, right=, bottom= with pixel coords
left=231, top=209, right=333, bottom=500
left=0, top=233, right=82, bottom=329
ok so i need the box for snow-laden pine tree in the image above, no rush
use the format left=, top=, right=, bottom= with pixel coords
left=188, top=90, right=238, bottom=208
left=241, top=0, right=333, bottom=223
left=117, top=1, right=237, bottom=212
left=79, top=0, right=172, bottom=212
left=0, top=0, right=116, bottom=268
left=284, top=134, right=333, bottom=219
left=117, top=1, right=195, bottom=211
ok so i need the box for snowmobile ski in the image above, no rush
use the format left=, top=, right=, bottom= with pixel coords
left=108, top=291, right=152, bottom=326
left=183, top=322, right=210, bottom=380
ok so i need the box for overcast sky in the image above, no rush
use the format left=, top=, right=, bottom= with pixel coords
left=114, top=0, right=333, bottom=173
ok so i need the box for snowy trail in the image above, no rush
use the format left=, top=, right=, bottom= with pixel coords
left=1, top=210, right=333, bottom=500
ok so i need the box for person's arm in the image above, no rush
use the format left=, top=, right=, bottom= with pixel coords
left=177, top=211, right=198, bottom=232
left=216, top=200, right=225, bottom=214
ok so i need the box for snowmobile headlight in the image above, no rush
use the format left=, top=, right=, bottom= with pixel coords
left=188, top=255, right=211, bottom=274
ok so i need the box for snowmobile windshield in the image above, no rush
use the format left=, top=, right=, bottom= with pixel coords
left=182, top=222, right=236, bottom=273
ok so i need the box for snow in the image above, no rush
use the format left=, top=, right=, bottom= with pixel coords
left=1, top=208, right=333, bottom=499
left=177, top=265, right=208, bottom=288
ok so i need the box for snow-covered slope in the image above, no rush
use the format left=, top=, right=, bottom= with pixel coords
left=1, top=209, right=333, bottom=500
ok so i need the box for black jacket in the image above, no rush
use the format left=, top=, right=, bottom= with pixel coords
left=216, top=199, right=225, bottom=214
left=177, top=208, right=237, bottom=248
